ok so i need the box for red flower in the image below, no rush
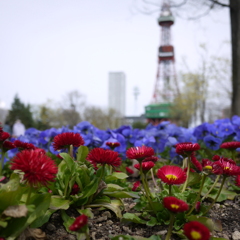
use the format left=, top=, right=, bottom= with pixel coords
left=14, top=140, right=36, bottom=151
left=212, top=155, right=221, bottom=161
left=86, top=148, right=121, bottom=167
left=70, top=183, right=80, bottom=195
left=53, top=132, right=84, bottom=151
left=126, top=146, right=154, bottom=162
left=0, top=132, right=10, bottom=142
left=132, top=181, right=141, bottom=191
left=157, top=165, right=187, bottom=185
left=69, top=214, right=88, bottom=232
left=213, top=158, right=240, bottom=176
left=134, top=161, right=155, bottom=173
left=176, top=143, right=200, bottom=156
left=183, top=221, right=210, bottom=240
left=106, top=142, right=120, bottom=150
left=190, top=154, right=202, bottom=172
left=163, top=196, right=189, bottom=213
left=220, top=141, right=240, bottom=150
left=2, top=141, right=15, bottom=152
left=11, top=149, right=58, bottom=187
left=195, top=201, right=201, bottom=213
left=126, top=167, right=134, bottom=175
left=143, top=156, right=158, bottom=163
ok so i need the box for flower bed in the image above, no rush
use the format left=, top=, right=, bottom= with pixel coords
left=1, top=116, right=240, bottom=240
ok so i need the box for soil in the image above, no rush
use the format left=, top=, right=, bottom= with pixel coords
left=37, top=182, right=240, bottom=240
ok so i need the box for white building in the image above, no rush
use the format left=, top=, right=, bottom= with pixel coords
left=108, top=72, right=126, bottom=117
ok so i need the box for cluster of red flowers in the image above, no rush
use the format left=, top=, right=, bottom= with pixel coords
left=11, top=149, right=58, bottom=187
left=13, top=140, right=36, bottom=151
left=87, top=148, right=121, bottom=168
left=53, top=132, right=85, bottom=151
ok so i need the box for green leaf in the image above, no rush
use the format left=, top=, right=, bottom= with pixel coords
left=105, top=172, right=128, bottom=182
left=104, top=191, right=139, bottom=198
left=122, top=213, right=147, bottom=224
left=187, top=215, right=214, bottom=232
left=1, top=193, right=51, bottom=239
left=187, top=172, right=202, bottom=186
left=77, top=208, right=94, bottom=219
left=81, top=179, right=99, bottom=198
left=105, top=183, right=124, bottom=191
left=30, top=209, right=56, bottom=228
left=49, top=195, right=70, bottom=210
left=86, top=199, right=123, bottom=218
left=60, top=153, right=75, bottom=172
left=146, top=216, right=158, bottom=226
left=76, top=146, right=89, bottom=163
left=0, top=220, right=8, bottom=228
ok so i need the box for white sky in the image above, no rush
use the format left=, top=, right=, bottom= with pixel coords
left=0, top=0, right=231, bottom=116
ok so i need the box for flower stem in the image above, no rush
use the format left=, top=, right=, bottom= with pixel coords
left=203, top=176, right=227, bottom=215
left=165, top=213, right=175, bottom=240
left=150, top=168, right=159, bottom=190
left=187, top=174, right=207, bottom=216
left=139, top=163, right=156, bottom=214
left=0, top=151, right=6, bottom=176
left=169, top=184, right=172, bottom=196
left=201, top=175, right=220, bottom=201
left=181, top=155, right=191, bottom=193
left=26, top=186, right=34, bottom=205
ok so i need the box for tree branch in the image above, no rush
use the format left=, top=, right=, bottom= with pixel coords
left=209, top=0, right=230, bottom=8
left=170, top=0, right=188, bottom=8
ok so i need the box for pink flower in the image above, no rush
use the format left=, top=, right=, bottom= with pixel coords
left=126, top=146, right=154, bottom=162
left=176, top=143, right=200, bottom=156
left=134, top=161, right=155, bottom=173
left=157, top=165, right=187, bottom=185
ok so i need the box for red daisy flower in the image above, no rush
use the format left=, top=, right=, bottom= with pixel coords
left=86, top=148, right=121, bottom=167
left=163, top=196, right=189, bottom=213
left=0, top=132, right=10, bottom=142
left=157, top=165, right=187, bottom=185
left=134, top=161, right=155, bottom=173
left=143, top=156, right=158, bottom=163
left=2, top=141, right=16, bottom=152
left=183, top=221, right=210, bottom=240
left=212, top=155, right=221, bottom=161
left=220, top=141, right=240, bottom=150
left=106, top=142, right=120, bottom=150
left=70, top=183, right=80, bottom=195
left=14, top=140, right=36, bottom=151
left=190, top=154, right=202, bottom=172
left=69, top=214, right=88, bottom=232
left=126, top=167, right=134, bottom=175
left=53, top=132, right=84, bottom=151
left=132, top=181, right=141, bottom=191
left=126, top=146, right=154, bottom=162
left=11, top=149, right=58, bottom=187
left=213, top=158, right=240, bottom=176
left=176, top=143, right=200, bottom=156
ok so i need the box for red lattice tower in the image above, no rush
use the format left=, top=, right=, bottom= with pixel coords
left=152, top=1, right=179, bottom=103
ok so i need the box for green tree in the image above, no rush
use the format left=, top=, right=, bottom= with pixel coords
left=6, top=95, right=34, bottom=128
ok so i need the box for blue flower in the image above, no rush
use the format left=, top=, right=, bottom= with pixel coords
left=203, top=135, right=222, bottom=151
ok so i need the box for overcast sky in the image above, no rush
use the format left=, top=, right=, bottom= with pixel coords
left=0, top=0, right=230, bottom=116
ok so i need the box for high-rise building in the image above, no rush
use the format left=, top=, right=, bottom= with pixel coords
left=108, top=72, right=126, bottom=117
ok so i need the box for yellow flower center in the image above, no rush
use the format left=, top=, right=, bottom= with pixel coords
left=170, top=204, right=179, bottom=209
left=190, top=230, right=201, bottom=239
left=224, top=167, right=230, bottom=170
left=166, top=174, right=177, bottom=180
left=204, top=166, right=212, bottom=170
